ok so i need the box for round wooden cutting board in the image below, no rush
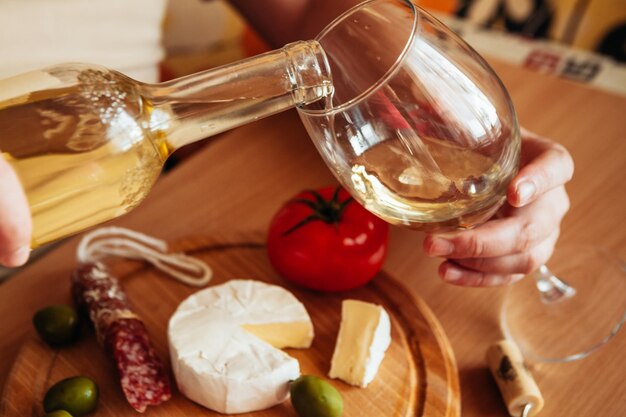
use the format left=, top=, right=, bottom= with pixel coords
left=1, top=233, right=460, bottom=417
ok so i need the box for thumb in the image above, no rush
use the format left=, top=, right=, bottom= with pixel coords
left=508, top=129, right=574, bottom=208
left=0, top=157, right=32, bottom=267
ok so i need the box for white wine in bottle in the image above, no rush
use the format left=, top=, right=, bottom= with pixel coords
left=0, top=41, right=333, bottom=247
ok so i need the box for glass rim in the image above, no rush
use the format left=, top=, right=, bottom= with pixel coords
left=298, top=0, right=418, bottom=116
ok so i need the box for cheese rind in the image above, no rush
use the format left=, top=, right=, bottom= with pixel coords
left=329, top=299, right=391, bottom=387
left=168, top=279, right=314, bottom=414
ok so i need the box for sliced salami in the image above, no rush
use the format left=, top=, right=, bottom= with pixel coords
left=71, top=262, right=171, bottom=412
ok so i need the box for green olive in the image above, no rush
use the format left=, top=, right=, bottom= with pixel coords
left=44, top=410, right=74, bottom=417
left=290, top=375, right=343, bottom=417
left=43, top=376, right=98, bottom=416
left=33, top=304, right=80, bottom=345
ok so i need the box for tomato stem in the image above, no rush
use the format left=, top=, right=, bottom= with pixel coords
left=282, top=187, right=353, bottom=236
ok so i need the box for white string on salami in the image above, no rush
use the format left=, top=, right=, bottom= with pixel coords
left=76, top=226, right=212, bottom=287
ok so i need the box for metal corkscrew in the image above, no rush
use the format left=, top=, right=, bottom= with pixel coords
left=520, top=403, right=534, bottom=417
left=486, top=340, right=544, bottom=416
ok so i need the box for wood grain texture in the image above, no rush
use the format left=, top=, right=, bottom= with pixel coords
left=1, top=233, right=459, bottom=417
left=0, top=60, right=625, bottom=416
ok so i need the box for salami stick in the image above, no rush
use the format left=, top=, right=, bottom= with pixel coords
left=71, top=262, right=171, bottom=412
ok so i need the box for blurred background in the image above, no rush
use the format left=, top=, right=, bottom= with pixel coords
left=166, top=0, right=623, bottom=97
left=0, top=0, right=624, bottom=93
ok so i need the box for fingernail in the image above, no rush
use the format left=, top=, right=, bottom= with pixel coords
left=0, top=246, right=30, bottom=268
left=428, top=237, right=454, bottom=256
left=443, top=265, right=463, bottom=282
left=516, top=181, right=536, bottom=205
left=488, top=275, right=508, bottom=286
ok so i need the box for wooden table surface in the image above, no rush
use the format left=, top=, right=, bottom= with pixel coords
left=1, top=60, right=625, bottom=416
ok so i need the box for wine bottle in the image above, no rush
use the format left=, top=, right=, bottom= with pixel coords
left=0, top=41, right=332, bottom=247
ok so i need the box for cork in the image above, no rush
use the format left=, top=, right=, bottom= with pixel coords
left=486, top=340, right=544, bottom=416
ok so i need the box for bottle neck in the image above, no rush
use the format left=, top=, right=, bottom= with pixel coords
left=144, top=40, right=333, bottom=151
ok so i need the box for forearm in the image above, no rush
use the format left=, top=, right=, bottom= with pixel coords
left=228, top=0, right=359, bottom=47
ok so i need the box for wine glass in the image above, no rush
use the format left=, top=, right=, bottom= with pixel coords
left=297, top=0, right=625, bottom=363
left=299, top=0, right=520, bottom=233
left=501, top=245, right=626, bottom=362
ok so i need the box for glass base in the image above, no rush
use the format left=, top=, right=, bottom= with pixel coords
left=501, top=245, right=626, bottom=363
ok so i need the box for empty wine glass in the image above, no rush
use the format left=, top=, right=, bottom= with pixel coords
left=298, top=0, right=625, bottom=363
left=501, top=245, right=626, bottom=362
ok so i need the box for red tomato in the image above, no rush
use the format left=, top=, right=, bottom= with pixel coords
left=267, top=186, right=389, bottom=292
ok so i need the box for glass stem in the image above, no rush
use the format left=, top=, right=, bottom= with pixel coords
left=144, top=40, right=333, bottom=150
left=532, top=264, right=577, bottom=304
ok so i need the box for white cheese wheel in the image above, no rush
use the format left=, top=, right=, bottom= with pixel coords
left=168, top=279, right=314, bottom=414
